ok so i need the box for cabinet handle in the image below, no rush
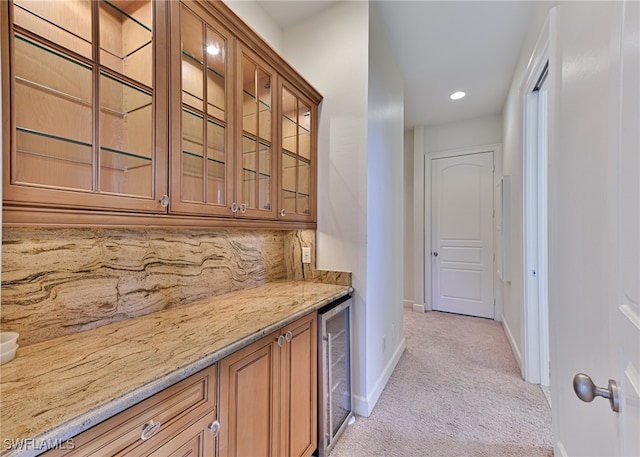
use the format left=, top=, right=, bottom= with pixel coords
left=239, top=203, right=247, bottom=214
left=140, top=419, right=162, bottom=440
left=230, top=202, right=238, bottom=213
left=280, top=209, right=286, bottom=217
left=159, top=195, right=169, bottom=208
left=277, top=335, right=286, bottom=347
left=285, top=330, right=293, bottom=343
left=208, top=420, right=221, bottom=438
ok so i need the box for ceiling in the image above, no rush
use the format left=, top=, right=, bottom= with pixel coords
left=258, top=0, right=535, bottom=129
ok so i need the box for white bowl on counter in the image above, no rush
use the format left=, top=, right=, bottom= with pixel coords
left=0, top=332, right=19, bottom=350
left=0, top=332, right=19, bottom=365
left=0, top=344, right=18, bottom=365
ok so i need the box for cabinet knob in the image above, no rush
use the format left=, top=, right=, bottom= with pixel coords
left=280, top=209, right=286, bottom=217
left=230, top=202, right=238, bottom=213
left=159, top=195, right=169, bottom=208
left=285, top=331, right=293, bottom=342
left=239, top=203, right=247, bottom=214
left=277, top=335, right=286, bottom=347
left=140, top=419, right=162, bottom=440
left=208, top=420, right=221, bottom=438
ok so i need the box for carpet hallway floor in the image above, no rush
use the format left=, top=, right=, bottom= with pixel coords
left=329, top=308, right=553, bottom=457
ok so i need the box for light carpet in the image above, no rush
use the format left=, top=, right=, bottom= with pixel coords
left=330, top=308, right=553, bottom=457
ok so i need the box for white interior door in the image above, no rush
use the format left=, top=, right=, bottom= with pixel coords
left=431, top=152, right=494, bottom=319
left=614, top=0, right=640, bottom=453
left=550, top=1, right=640, bottom=455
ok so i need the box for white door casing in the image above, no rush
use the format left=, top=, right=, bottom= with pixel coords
left=522, top=10, right=552, bottom=387
left=431, top=151, right=494, bottom=319
left=549, top=1, right=640, bottom=455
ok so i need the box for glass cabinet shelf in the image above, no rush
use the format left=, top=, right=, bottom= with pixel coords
left=182, top=50, right=225, bottom=79
left=16, top=127, right=91, bottom=165
left=13, top=1, right=93, bottom=59
left=102, top=0, right=151, bottom=34
left=15, top=127, right=153, bottom=172
left=182, top=150, right=225, bottom=165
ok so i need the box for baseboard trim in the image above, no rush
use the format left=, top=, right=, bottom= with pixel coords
left=412, top=303, right=425, bottom=313
left=403, top=299, right=413, bottom=309
left=352, top=338, right=406, bottom=417
left=501, top=314, right=522, bottom=369
left=556, top=441, right=568, bottom=457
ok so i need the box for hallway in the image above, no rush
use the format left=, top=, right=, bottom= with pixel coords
left=330, top=308, right=552, bottom=456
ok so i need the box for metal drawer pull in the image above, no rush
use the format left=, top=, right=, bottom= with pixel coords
left=208, top=420, right=221, bottom=438
left=140, top=419, right=161, bottom=440
left=285, top=331, right=293, bottom=343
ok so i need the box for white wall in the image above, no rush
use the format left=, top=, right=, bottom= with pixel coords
left=424, top=114, right=503, bottom=154
left=500, top=1, right=555, bottom=367
left=364, top=2, right=405, bottom=413
left=223, top=0, right=283, bottom=53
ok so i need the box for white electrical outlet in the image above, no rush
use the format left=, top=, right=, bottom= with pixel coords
left=302, top=247, right=311, bottom=264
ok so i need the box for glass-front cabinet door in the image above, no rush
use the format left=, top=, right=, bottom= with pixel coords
left=279, top=83, right=316, bottom=222
left=169, top=1, right=233, bottom=216
left=3, top=0, right=168, bottom=212
left=235, top=44, right=277, bottom=219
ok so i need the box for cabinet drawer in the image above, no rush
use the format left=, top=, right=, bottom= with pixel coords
left=146, top=411, right=216, bottom=457
left=44, top=364, right=216, bottom=456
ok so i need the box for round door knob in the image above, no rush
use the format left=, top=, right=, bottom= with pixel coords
left=573, top=373, right=620, bottom=412
left=240, top=203, right=247, bottom=213
left=230, top=202, right=238, bottom=213
left=280, top=209, right=286, bottom=217
left=277, top=335, right=285, bottom=347
left=285, top=331, right=293, bottom=342
left=433, top=251, right=439, bottom=257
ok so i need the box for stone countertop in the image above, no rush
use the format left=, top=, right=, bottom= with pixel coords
left=0, top=280, right=350, bottom=457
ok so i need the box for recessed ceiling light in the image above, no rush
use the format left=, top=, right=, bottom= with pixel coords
left=450, top=91, right=466, bottom=100
left=206, top=44, right=220, bottom=56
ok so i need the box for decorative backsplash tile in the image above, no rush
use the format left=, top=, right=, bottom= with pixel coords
left=284, top=230, right=352, bottom=286
left=1, top=227, right=351, bottom=347
left=1, top=228, right=286, bottom=346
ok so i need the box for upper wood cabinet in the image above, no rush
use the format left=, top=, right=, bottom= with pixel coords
left=278, top=82, right=317, bottom=223
left=2, top=0, right=322, bottom=228
left=2, top=0, right=169, bottom=213
left=235, top=43, right=278, bottom=220
left=169, top=0, right=234, bottom=217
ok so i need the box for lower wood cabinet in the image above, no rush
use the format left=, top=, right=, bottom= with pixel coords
left=218, top=312, right=318, bottom=457
left=43, top=365, right=217, bottom=457
left=40, top=312, right=318, bottom=457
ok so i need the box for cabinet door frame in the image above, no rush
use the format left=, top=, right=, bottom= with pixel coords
left=218, top=331, right=281, bottom=457
left=1, top=0, right=169, bottom=214
left=277, top=79, right=318, bottom=223
left=234, top=42, right=279, bottom=220
left=279, top=312, right=318, bottom=457
left=168, top=0, right=236, bottom=218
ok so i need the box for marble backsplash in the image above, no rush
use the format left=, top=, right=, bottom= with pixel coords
left=1, top=227, right=349, bottom=347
